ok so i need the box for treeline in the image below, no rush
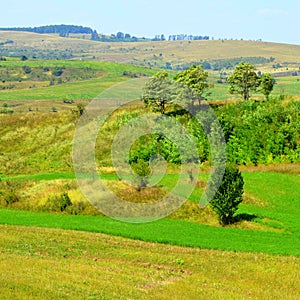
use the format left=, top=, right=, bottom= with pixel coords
left=96, top=32, right=145, bottom=42
left=153, top=34, right=209, bottom=41
left=0, top=25, right=94, bottom=37
left=167, top=56, right=275, bottom=71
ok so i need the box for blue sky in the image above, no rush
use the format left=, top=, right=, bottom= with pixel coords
left=2, top=0, right=300, bottom=44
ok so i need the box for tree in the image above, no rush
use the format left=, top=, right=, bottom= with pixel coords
left=141, top=71, right=175, bottom=114
left=116, top=32, right=125, bottom=39
left=91, top=30, right=99, bottom=40
left=131, top=158, right=151, bottom=190
left=228, top=63, right=259, bottom=100
left=210, top=165, right=244, bottom=225
left=259, top=73, right=275, bottom=100
left=174, top=64, right=212, bottom=109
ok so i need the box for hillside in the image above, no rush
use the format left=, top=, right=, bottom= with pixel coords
left=1, top=31, right=300, bottom=69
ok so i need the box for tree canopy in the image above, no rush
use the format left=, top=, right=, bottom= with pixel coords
left=141, top=71, right=176, bottom=114
left=259, top=73, right=276, bottom=100
left=174, top=65, right=212, bottom=109
left=210, top=165, right=244, bottom=225
left=228, top=63, right=259, bottom=100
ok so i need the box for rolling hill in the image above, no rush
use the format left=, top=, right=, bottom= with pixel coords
left=1, top=31, right=300, bottom=69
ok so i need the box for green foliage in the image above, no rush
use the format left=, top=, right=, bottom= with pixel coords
left=52, top=67, right=64, bottom=76
left=174, top=64, right=212, bottom=109
left=42, top=192, right=72, bottom=212
left=0, top=24, right=94, bottom=35
left=228, top=63, right=259, bottom=100
left=141, top=71, right=176, bottom=114
left=0, top=181, right=21, bottom=206
left=259, top=73, right=276, bottom=100
left=130, top=159, right=151, bottom=189
left=219, top=100, right=300, bottom=165
left=71, top=103, right=85, bottom=117
left=210, top=165, right=244, bottom=225
left=22, top=65, right=31, bottom=74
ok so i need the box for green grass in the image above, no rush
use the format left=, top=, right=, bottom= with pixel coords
left=1, top=225, right=299, bottom=299
left=0, top=59, right=299, bottom=102
left=0, top=206, right=298, bottom=257
left=241, top=172, right=300, bottom=232
left=0, top=60, right=156, bottom=101
left=1, top=169, right=299, bottom=256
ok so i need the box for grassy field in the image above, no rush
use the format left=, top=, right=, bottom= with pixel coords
left=1, top=170, right=299, bottom=256
left=0, top=225, right=299, bottom=299
left=0, top=60, right=155, bottom=102
left=0, top=59, right=299, bottom=104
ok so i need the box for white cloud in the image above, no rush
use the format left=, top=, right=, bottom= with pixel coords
left=258, top=8, right=289, bottom=16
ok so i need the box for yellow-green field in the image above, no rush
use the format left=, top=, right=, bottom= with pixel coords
left=0, top=225, right=299, bottom=300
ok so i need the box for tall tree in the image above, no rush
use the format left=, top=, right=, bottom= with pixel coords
left=91, top=30, right=99, bottom=40
left=174, top=64, right=212, bottom=109
left=259, top=73, right=275, bottom=100
left=116, top=32, right=125, bottom=39
left=210, top=165, right=244, bottom=225
left=141, top=71, right=175, bottom=114
left=228, top=63, right=259, bottom=100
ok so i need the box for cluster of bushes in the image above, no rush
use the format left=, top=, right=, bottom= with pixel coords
left=218, top=99, right=300, bottom=165
left=122, top=71, right=147, bottom=78
left=171, top=56, right=274, bottom=71
left=0, top=66, right=102, bottom=89
left=0, top=48, right=74, bottom=60
left=125, top=98, right=299, bottom=167
left=0, top=181, right=101, bottom=216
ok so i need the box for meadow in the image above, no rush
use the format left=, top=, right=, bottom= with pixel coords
left=0, top=52, right=299, bottom=299
left=1, top=225, right=299, bottom=299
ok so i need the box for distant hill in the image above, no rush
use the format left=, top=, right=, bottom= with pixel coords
left=0, top=25, right=94, bottom=37
left=1, top=30, right=300, bottom=70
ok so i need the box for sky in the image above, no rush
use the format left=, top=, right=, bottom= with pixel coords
left=2, top=0, right=300, bottom=44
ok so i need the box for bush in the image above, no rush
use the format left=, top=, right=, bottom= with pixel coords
left=131, top=159, right=151, bottom=190
left=42, top=192, right=72, bottom=212
left=22, top=65, right=32, bottom=74
left=52, top=67, right=63, bottom=76
left=210, top=165, right=244, bottom=225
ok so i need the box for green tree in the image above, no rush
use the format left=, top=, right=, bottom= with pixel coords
left=174, top=64, right=211, bottom=109
left=210, top=165, right=244, bottom=225
left=141, top=71, right=175, bottom=114
left=228, top=63, right=259, bottom=101
left=131, top=159, right=151, bottom=190
left=259, top=73, right=275, bottom=100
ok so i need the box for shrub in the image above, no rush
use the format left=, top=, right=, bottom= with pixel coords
left=131, top=159, right=151, bottom=190
left=210, top=165, right=244, bottom=225
left=42, top=192, right=72, bottom=212
left=52, top=67, right=63, bottom=76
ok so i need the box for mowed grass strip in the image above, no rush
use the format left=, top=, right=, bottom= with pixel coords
left=0, top=208, right=299, bottom=256
left=0, top=224, right=299, bottom=300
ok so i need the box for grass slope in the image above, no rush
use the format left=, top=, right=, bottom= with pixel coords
left=0, top=60, right=155, bottom=101
left=1, top=225, right=299, bottom=299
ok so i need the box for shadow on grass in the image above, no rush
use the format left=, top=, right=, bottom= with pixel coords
left=234, top=213, right=258, bottom=223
